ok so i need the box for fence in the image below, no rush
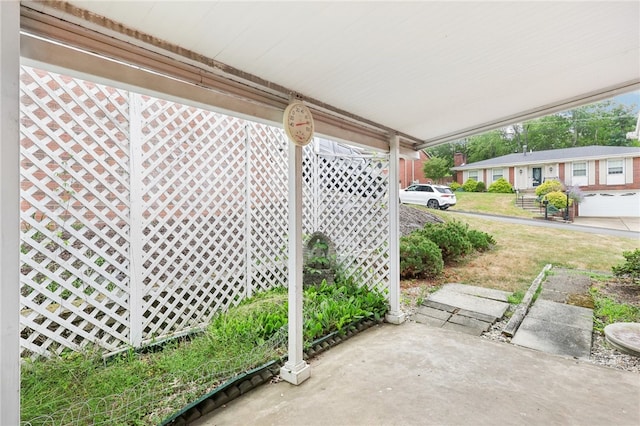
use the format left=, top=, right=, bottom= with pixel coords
left=19, top=65, right=390, bottom=359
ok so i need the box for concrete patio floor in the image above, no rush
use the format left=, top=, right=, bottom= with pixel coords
left=193, top=322, right=639, bottom=426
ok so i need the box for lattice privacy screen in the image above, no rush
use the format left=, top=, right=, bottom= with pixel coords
left=19, top=65, right=390, bottom=358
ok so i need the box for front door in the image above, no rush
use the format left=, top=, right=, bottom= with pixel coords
left=532, top=167, right=542, bottom=187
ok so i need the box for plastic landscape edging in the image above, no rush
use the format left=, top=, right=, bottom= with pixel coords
left=160, top=317, right=381, bottom=425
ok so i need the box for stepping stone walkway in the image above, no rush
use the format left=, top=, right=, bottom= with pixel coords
left=415, top=283, right=511, bottom=336
left=511, top=269, right=593, bottom=360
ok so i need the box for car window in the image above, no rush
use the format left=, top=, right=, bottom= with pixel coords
left=418, top=186, right=433, bottom=192
left=435, top=187, right=453, bottom=194
left=406, top=185, right=417, bottom=191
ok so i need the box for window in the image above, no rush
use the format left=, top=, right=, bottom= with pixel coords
left=492, top=168, right=503, bottom=181
left=608, top=159, right=623, bottom=175
left=572, top=162, right=587, bottom=177
left=468, top=170, right=479, bottom=180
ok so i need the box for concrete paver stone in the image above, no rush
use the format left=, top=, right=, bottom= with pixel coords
left=526, top=299, right=593, bottom=331
left=416, top=305, right=452, bottom=321
left=414, top=313, right=448, bottom=327
left=442, top=321, right=486, bottom=336
left=511, top=317, right=593, bottom=359
left=511, top=299, right=593, bottom=360
left=438, top=283, right=511, bottom=302
left=427, top=289, right=509, bottom=320
left=448, top=313, right=491, bottom=332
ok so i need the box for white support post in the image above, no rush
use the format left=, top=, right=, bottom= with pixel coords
left=0, top=1, right=21, bottom=423
left=280, top=142, right=311, bottom=385
left=128, top=93, right=144, bottom=347
left=385, top=135, right=406, bottom=324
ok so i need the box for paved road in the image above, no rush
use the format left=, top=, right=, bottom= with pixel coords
left=449, top=210, right=640, bottom=240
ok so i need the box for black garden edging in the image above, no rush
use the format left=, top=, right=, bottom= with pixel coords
left=161, top=318, right=383, bottom=425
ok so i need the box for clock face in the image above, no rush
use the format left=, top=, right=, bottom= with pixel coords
left=283, top=102, right=314, bottom=146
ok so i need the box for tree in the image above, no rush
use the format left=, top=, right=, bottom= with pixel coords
left=466, top=130, right=513, bottom=163
left=422, top=156, right=450, bottom=183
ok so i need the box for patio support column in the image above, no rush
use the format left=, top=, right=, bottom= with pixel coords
left=385, top=134, right=406, bottom=324
left=280, top=141, right=311, bottom=385
left=0, top=1, right=21, bottom=424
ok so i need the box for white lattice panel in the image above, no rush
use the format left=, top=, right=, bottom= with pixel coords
left=246, top=123, right=290, bottom=294
left=19, top=66, right=131, bottom=357
left=315, top=154, right=391, bottom=292
left=138, top=96, right=249, bottom=342
left=18, top=66, right=391, bottom=358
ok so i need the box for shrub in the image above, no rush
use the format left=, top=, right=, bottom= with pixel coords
left=475, top=181, right=486, bottom=192
left=467, top=229, right=496, bottom=251
left=535, top=179, right=563, bottom=197
left=419, top=221, right=473, bottom=263
left=449, top=182, right=461, bottom=191
left=462, top=179, right=478, bottom=192
left=488, top=177, right=513, bottom=193
left=612, top=249, right=640, bottom=284
left=545, top=190, right=572, bottom=210
left=399, top=234, right=444, bottom=279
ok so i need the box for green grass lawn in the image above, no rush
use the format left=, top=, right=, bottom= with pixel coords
left=405, top=204, right=638, bottom=294
left=452, top=191, right=535, bottom=218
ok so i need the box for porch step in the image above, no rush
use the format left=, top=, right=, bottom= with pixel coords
left=515, top=196, right=542, bottom=214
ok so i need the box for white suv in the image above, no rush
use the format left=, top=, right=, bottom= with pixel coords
left=399, top=184, right=457, bottom=210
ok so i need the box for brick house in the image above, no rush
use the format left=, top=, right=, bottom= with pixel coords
left=451, top=145, right=640, bottom=217
left=399, top=150, right=430, bottom=188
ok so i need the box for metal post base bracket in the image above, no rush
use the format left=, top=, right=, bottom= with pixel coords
left=280, top=361, right=311, bottom=385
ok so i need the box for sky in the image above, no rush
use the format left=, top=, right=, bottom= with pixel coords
left=612, top=90, right=640, bottom=115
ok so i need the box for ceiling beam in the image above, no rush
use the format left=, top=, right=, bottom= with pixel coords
left=20, top=3, right=423, bottom=152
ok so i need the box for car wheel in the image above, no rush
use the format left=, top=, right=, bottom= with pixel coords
left=427, top=199, right=439, bottom=209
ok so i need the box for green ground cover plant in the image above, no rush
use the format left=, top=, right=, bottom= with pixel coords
left=21, top=279, right=386, bottom=425
left=590, top=288, right=640, bottom=332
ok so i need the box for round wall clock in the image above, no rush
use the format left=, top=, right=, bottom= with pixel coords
left=283, top=101, right=315, bottom=146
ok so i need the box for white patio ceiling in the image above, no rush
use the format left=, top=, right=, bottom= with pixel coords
left=21, top=1, right=640, bottom=150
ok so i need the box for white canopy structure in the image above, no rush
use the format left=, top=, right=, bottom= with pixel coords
left=2, top=1, right=639, bottom=423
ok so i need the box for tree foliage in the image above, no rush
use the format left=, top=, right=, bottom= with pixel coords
left=422, top=156, right=450, bottom=183
left=426, top=99, right=638, bottom=166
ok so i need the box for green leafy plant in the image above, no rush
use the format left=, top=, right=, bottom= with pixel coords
left=487, top=177, right=513, bottom=193
left=535, top=179, right=563, bottom=198
left=545, top=190, right=572, bottom=210
left=419, top=220, right=473, bottom=263
left=462, top=178, right=478, bottom=192
left=399, top=234, right=444, bottom=278
left=22, top=279, right=388, bottom=425
left=507, top=290, right=525, bottom=305
left=475, top=181, right=486, bottom=192
left=612, top=249, right=640, bottom=284
left=449, top=182, right=461, bottom=191
left=467, top=229, right=496, bottom=251
left=590, top=288, right=640, bottom=332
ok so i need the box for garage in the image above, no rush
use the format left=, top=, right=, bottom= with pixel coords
left=579, top=191, right=640, bottom=217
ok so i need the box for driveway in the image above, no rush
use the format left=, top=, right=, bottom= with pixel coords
left=193, top=322, right=639, bottom=426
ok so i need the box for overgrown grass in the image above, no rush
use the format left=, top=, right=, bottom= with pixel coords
left=21, top=280, right=387, bottom=425
left=590, top=288, right=640, bottom=333
left=453, top=192, right=534, bottom=218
